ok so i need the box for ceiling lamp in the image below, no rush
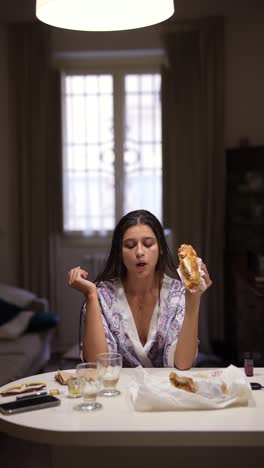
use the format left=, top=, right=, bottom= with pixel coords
left=36, top=0, right=175, bottom=32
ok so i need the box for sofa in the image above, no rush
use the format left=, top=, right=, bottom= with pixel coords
left=0, top=283, right=58, bottom=387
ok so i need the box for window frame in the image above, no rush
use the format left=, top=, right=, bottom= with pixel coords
left=55, top=50, right=165, bottom=244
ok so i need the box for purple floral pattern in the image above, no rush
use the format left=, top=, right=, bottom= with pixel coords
left=81, top=276, right=186, bottom=367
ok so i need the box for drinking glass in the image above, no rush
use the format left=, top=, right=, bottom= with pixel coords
left=74, top=362, right=103, bottom=411
left=67, top=376, right=82, bottom=398
left=96, top=352, right=122, bottom=397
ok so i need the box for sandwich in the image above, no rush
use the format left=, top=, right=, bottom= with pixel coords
left=178, top=244, right=201, bottom=290
left=169, top=371, right=228, bottom=397
left=169, top=371, right=197, bottom=393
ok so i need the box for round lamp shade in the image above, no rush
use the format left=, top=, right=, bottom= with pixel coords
left=36, top=0, right=175, bottom=31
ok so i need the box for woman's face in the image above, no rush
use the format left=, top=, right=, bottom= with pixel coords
left=121, top=223, right=159, bottom=277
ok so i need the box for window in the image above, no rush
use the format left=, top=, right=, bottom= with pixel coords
left=61, top=66, right=162, bottom=234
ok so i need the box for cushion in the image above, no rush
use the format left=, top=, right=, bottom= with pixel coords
left=0, top=297, right=58, bottom=334
left=0, top=283, right=36, bottom=308
left=26, top=311, right=59, bottom=332
left=0, top=310, right=34, bottom=340
left=0, top=298, right=23, bottom=326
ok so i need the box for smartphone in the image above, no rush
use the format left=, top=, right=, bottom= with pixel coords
left=0, top=394, right=61, bottom=415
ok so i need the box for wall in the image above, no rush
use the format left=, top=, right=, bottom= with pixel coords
left=225, top=11, right=264, bottom=147
left=52, top=23, right=163, bottom=53
left=0, top=26, right=18, bottom=285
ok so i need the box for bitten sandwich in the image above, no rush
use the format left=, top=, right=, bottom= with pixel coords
left=169, top=371, right=197, bottom=393
left=178, top=244, right=201, bottom=290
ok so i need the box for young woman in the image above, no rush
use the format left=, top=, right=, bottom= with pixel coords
left=68, top=210, right=212, bottom=369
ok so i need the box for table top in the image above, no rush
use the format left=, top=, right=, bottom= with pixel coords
left=1, top=367, right=264, bottom=448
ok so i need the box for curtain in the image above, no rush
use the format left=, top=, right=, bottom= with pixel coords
left=162, top=18, right=225, bottom=354
left=7, top=22, right=62, bottom=301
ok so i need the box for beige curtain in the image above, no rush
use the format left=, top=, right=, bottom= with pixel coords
left=7, top=22, right=62, bottom=301
left=162, top=18, right=225, bottom=354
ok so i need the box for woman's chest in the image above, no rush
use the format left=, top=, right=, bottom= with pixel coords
left=126, top=295, right=158, bottom=346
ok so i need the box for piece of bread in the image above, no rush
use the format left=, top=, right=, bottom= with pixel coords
left=178, top=244, right=201, bottom=290
left=169, top=371, right=197, bottom=393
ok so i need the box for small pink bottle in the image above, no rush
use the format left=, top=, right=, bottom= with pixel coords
left=244, top=352, right=254, bottom=377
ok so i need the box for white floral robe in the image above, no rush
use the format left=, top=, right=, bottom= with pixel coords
left=81, top=274, right=187, bottom=367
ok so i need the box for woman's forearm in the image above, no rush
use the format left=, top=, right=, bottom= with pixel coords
left=174, top=293, right=200, bottom=370
left=82, top=294, right=108, bottom=362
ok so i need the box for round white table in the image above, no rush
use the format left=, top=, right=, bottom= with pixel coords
left=1, top=367, right=264, bottom=468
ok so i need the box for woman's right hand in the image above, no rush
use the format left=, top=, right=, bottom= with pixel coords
left=68, top=266, right=97, bottom=299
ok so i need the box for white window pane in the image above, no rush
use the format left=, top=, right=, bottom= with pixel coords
left=155, top=106, right=161, bottom=141
left=85, top=75, right=98, bottom=94
left=100, top=95, right=114, bottom=142
left=71, top=76, right=85, bottom=94
left=154, top=74, right=161, bottom=91
left=141, top=144, right=161, bottom=169
left=87, top=146, right=100, bottom=170
left=125, top=74, right=138, bottom=92
left=124, top=73, right=162, bottom=223
left=99, top=75, right=113, bottom=94
left=63, top=74, right=115, bottom=232
left=65, top=76, right=72, bottom=95
left=71, top=96, right=86, bottom=143
left=124, top=172, right=162, bottom=221
left=64, top=167, right=115, bottom=231
left=141, top=74, right=153, bottom=92
left=126, top=95, right=138, bottom=139
left=62, top=71, right=162, bottom=233
left=86, top=95, right=99, bottom=143
left=65, top=96, right=73, bottom=144
left=124, top=149, right=138, bottom=166
left=73, top=145, right=87, bottom=171
left=141, top=114, right=154, bottom=142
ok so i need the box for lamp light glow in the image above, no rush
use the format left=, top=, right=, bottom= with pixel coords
left=36, top=0, right=174, bottom=32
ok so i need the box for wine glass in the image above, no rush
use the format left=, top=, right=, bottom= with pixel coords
left=74, top=362, right=103, bottom=411
left=96, top=352, right=122, bottom=397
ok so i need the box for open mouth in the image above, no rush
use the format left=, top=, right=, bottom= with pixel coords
left=136, top=262, right=147, bottom=268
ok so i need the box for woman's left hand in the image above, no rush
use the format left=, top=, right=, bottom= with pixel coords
left=186, top=262, right=212, bottom=300
left=200, top=261, right=212, bottom=291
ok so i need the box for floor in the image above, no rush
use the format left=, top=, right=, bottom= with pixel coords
left=0, top=433, right=51, bottom=468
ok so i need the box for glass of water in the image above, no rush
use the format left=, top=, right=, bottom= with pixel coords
left=67, top=376, right=82, bottom=398
left=96, top=352, right=122, bottom=397
left=75, top=362, right=103, bottom=411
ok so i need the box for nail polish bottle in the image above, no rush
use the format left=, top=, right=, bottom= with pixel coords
left=244, top=351, right=254, bottom=377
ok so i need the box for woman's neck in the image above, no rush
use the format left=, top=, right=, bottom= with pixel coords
left=123, top=272, right=161, bottom=296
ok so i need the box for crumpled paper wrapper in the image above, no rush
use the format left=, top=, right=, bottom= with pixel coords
left=177, top=257, right=207, bottom=292
left=129, top=365, right=254, bottom=411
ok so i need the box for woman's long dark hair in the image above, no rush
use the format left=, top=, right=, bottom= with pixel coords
left=95, top=210, right=177, bottom=284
